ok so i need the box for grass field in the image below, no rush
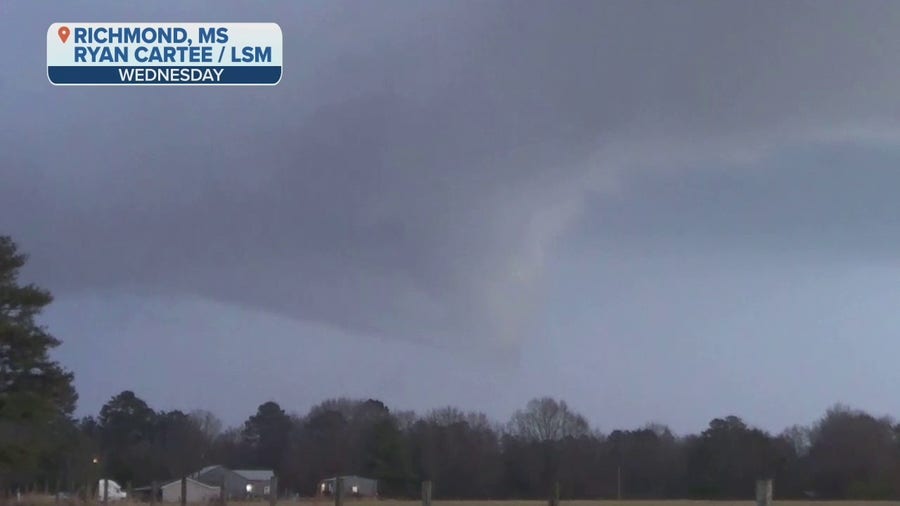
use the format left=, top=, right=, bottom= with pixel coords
left=17, top=497, right=900, bottom=506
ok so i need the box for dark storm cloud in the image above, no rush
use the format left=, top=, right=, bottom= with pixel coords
left=5, top=1, right=900, bottom=348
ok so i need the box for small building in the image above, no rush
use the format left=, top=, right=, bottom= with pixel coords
left=233, top=469, right=275, bottom=497
left=319, top=476, right=378, bottom=498
left=160, top=478, right=220, bottom=503
left=192, top=465, right=275, bottom=499
left=130, top=485, right=157, bottom=502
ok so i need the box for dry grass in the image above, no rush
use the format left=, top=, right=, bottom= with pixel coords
left=17, top=497, right=900, bottom=506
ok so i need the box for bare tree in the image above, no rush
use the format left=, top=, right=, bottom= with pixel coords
left=780, top=424, right=811, bottom=457
left=393, top=410, right=418, bottom=431
left=190, top=410, right=223, bottom=441
left=508, top=398, right=589, bottom=442
left=427, top=407, right=466, bottom=426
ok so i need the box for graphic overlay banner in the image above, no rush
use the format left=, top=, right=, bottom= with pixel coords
left=47, top=23, right=282, bottom=86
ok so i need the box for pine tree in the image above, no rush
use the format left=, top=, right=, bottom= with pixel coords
left=0, top=236, right=77, bottom=489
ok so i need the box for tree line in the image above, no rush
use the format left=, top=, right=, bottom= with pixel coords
left=3, top=233, right=900, bottom=500
left=38, top=393, right=900, bottom=501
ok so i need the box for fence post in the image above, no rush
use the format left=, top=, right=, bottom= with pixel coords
left=268, top=476, right=277, bottom=506
left=616, top=466, right=622, bottom=500
left=103, top=479, right=109, bottom=506
left=180, top=477, right=187, bottom=506
left=334, top=478, right=343, bottom=506
left=755, top=479, right=772, bottom=506
left=422, top=481, right=433, bottom=506
left=548, top=481, right=559, bottom=506
left=151, top=481, right=158, bottom=506
left=218, top=479, right=226, bottom=506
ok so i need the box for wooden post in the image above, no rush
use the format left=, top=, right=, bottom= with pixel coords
left=421, top=481, right=432, bottom=506
left=180, top=477, right=188, bottom=506
left=334, top=477, right=343, bottom=506
left=268, top=477, right=277, bottom=506
left=755, top=479, right=773, bottom=506
left=103, top=479, right=109, bottom=506
left=151, top=481, right=158, bottom=506
left=218, top=480, right=226, bottom=506
left=616, top=466, right=621, bottom=500
left=548, top=481, right=559, bottom=506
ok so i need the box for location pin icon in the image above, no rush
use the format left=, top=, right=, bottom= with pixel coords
left=58, top=26, right=70, bottom=43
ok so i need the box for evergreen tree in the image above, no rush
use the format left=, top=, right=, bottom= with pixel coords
left=242, top=401, right=292, bottom=474
left=0, top=236, right=77, bottom=489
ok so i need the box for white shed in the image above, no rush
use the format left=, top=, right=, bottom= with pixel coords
left=161, top=478, right=221, bottom=503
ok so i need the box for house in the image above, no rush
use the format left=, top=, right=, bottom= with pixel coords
left=160, top=478, right=220, bottom=503
left=318, top=476, right=378, bottom=498
left=192, top=465, right=275, bottom=499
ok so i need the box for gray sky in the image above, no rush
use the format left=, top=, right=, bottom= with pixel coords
left=4, top=1, right=900, bottom=434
